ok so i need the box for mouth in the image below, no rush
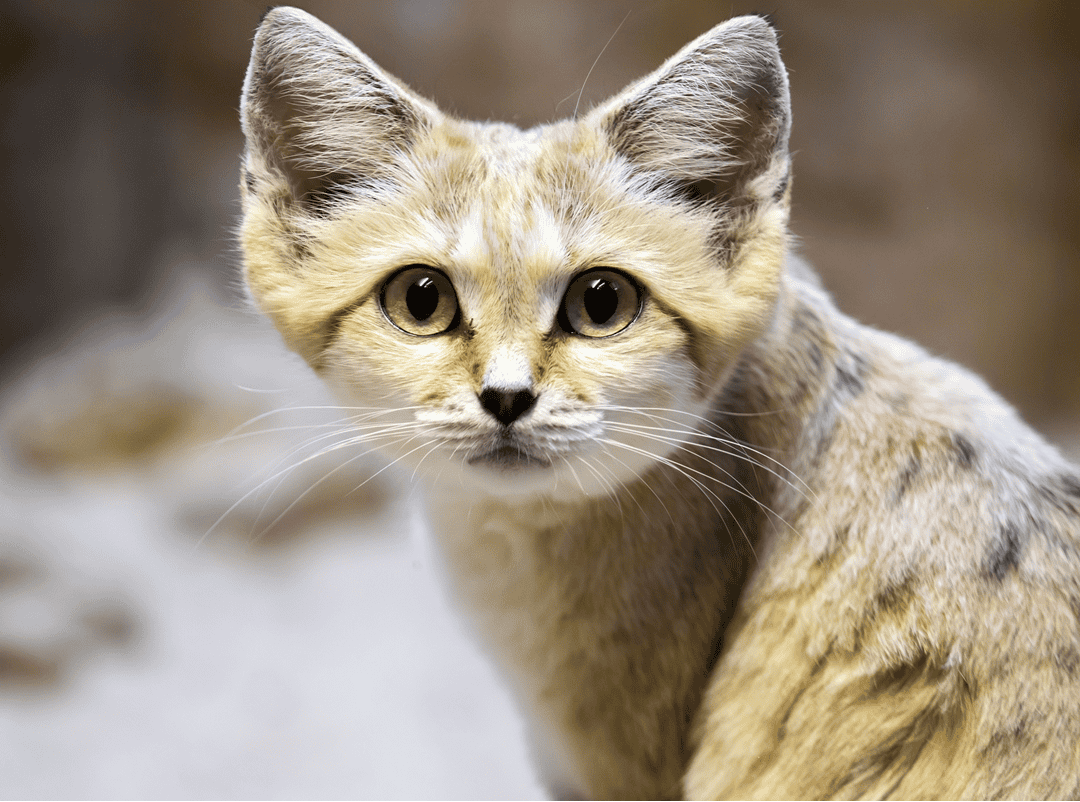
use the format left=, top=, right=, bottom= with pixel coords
left=466, top=443, right=551, bottom=470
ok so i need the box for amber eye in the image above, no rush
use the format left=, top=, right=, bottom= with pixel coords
left=380, top=266, right=459, bottom=336
left=560, top=269, right=641, bottom=338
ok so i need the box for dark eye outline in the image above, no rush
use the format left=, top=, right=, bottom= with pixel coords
left=557, top=268, right=643, bottom=338
left=379, top=265, right=461, bottom=337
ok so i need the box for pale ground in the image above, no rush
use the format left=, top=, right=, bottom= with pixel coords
left=0, top=267, right=1076, bottom=800
left=0, top=268, right=544, bottom=799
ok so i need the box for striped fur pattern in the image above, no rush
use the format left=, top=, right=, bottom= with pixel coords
left=238, top=8, right=1080, bottom=798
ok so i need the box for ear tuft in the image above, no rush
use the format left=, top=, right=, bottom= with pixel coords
left=593, top=15, right=790, bottom=208
left=747, top=10, right=780, bottom=31
left=240, top=6, right=436, bottom=214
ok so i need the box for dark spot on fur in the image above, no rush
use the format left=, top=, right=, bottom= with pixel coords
left=896, top=443, right=922, bottom=499
left=986, top=716, right=1029, bottom=753
left=871, top=651, right=942, bottom=695
left=775, top=684, right=809, bottom=742
left=242, top=167, right=257, bottom=193
left=1037, top=475, right=1080, bottom=516
left=776, top=653, right=833, bottom=741
left=1057, top=647, right=1080, bottom=676
left=873, top=572, right=916, bottom=616
left=984, top=522, right=1025, bottom=580
left=833, top=366, right=859, bottom=395
left=835, top=350, right=869, bottom=396
left=362, top=83, right=421, bottom=143
left=291, top=239, right=312, bottom=262
left=950, top=432, right=977, bottom=468
left=1062, top=474, right=1080, bottom=500
left=790, top=303, right=821, bottom=335
left=829, top=660, right=946, bottom=799
left=772, top=169, right=790, bottom=202
left=806, top=342, right=824, bottom=372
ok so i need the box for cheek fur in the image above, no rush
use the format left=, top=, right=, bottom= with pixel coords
left=548, top=304, right=695, bottom=405
left=323, top=307, right=466, bottom=405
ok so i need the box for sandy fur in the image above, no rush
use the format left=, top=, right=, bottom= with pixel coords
left=239, top=8, right=1080, bottom=799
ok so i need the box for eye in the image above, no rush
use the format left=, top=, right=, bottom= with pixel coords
left=560, top=269, right=641, bottom=338
left=380, top=266, right=460, bottom=336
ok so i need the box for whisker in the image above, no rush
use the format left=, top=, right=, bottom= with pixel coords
left=244, top=420, right=423, bottom=489
left=598, top=450, right=678, bottom=529
left=251, top=431, right=434, bottom=542
left=198, top=419, right=426, bottom=549
left=605, top=421, right=815, bottom=506
left=601, top=405, right=816, bottom=500
left=597, top=437, right=758, bottom=557
left=210, top=404, right=422, bottom=448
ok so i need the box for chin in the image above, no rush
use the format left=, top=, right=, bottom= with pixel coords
left=449, top=459, right=563, bottom=499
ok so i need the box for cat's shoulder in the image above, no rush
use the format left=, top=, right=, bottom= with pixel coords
left=691, top=276, right=1080, bottom=797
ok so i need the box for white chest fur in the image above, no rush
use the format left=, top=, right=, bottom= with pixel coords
left=422, top=490, right=589, bottom=793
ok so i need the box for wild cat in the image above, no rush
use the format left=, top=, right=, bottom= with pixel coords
left=237, top=7, right=1080, bottom=799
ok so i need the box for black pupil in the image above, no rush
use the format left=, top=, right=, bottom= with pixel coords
left=583, top=278, right=619, bottom=325
left=406, top=276, right=440, bottom=321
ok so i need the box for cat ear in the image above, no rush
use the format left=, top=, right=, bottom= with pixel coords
left=240, top=7, right=438, bottom=215
left=590, top=16, right=790, bottom=207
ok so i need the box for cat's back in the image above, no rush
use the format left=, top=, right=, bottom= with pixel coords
left=687, top=278, right=1080, bottom=798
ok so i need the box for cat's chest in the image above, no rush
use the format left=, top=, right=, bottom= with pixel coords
left=423, top=492, right=579, bottom=646
left=421, top=482, right=746, bottom=797
left=422, top=491, right=597, bottom=792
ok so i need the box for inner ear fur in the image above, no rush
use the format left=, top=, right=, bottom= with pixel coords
left=240, top=6, right=438, bottom=215
left=591, top=15, right=791, bottom=208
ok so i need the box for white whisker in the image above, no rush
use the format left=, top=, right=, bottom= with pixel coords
left=597, top=436, right=757, bottom=556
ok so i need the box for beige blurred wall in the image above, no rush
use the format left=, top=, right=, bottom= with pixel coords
left=1, top=0, right=1077, bottom=427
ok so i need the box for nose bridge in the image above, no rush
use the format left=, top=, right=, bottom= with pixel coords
left=463, top=168, right=551, bottom=395
left=476, top=340, right=540, bottom=427
left=482, top=343, right=535, bottom=391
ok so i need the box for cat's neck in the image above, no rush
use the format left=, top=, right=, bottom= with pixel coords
left=422, top=261, right=845, bottom=798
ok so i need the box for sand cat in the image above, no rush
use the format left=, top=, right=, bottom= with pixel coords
left=238, top=8, right=1080, bottom=798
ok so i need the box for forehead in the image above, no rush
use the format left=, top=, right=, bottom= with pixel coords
left=419, top=121, right=598, bottom=271
left=321, top=115, right=710, bottom=329
left=407, top=118, right=685, bottom=290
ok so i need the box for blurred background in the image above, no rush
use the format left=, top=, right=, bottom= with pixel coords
left=0, top=0, right=1076, bottom=798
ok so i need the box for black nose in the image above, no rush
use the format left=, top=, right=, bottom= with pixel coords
left=479, top=387, right=537, bottom=426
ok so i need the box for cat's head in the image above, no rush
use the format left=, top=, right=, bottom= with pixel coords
left=239, top=7, right=791, bottom=498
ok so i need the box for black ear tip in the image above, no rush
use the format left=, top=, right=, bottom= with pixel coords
left=748, top=10, right=781, bottom=32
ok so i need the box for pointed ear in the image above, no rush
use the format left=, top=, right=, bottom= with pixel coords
left=590, top=16, right=791, bottom=208
left=240, top=7, right=438, bottom=215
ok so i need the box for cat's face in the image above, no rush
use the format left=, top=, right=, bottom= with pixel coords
left=239, top=8, right=791, bottom=498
